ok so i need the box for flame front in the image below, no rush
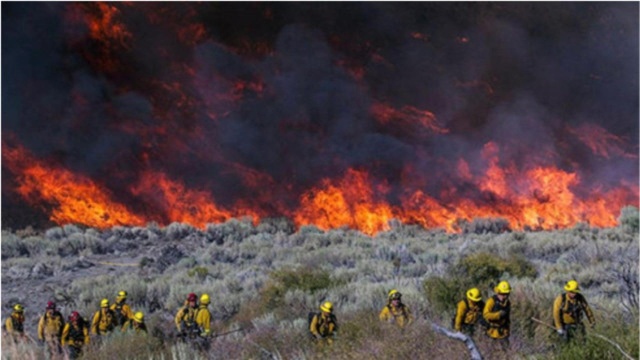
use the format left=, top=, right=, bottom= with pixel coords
left=2, top=3, right=638, bottom=234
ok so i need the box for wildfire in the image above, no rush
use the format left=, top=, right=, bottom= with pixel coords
left=3, top=3, right=638, bottom=235
left=2, top=144, right=145, bottom=229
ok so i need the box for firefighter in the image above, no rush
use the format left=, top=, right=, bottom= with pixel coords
left=310, top=301, right=338, bottom=345
left=61, top=311, right=89, bottom=360
left=193, top=294, right=213, bottom=351
left=38, top=301, right=65, bottom=356
left=553, top=280, right=595, bottom=342
left=379, top=289, right=414, bottom=328
left=91, top=298, right=116, bottom=336
left=4, top=304, right=26, bottom=342
left=111, top=290, right=134, bottom=329
left=454, top=287, right=485, bottom=336
left=175, top=293, right=199, bottom=340
left=122, top=312, right=148, bottom=335
left=483, top=281, right=511, bottom=350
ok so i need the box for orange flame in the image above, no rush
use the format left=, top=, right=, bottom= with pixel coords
left=2, top=144, right=145, bottom=228
left=294, top=169, right=394, bottom=235
left=568, top=123, right=637, bottom=159
left=371, top=102, right=449, bottom=135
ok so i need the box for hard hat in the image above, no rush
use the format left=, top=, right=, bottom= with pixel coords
left=69, top=311, right=80, bottom=322
left=495, top=281, right=511, bottom=294
left=187, top=293, right=197, bottom=302
left=200, top=294, right=210, bottom=305
left=564, top=280, right=580, bottom=293
left=46, top=301, right=56, bottom=310
left=117, top=290, right=128, bottom=298
left=133, top=312, right=144, bottom=323
left=320, top=301, right=333, bottom=313
left=101, top=298, right=110, bottom=308
left=13, top=304, right=24, bottom=313
left=388, top=289, right=402, bottom=300
left=466, top=288, right=482, bottom=302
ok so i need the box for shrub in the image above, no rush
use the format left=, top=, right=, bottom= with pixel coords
left=251, top=267, right=341, bottom=320
left=618, top=206, right=639, bottom=234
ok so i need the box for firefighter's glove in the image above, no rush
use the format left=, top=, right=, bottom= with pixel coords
left=557, top=329, right=565, bottom=336
left=498, top=310, right=507, bottom=319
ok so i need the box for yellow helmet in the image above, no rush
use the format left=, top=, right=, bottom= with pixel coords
left=564, top=280, right=580, bottom=293
left=13, top=304, right=24, bottom=313
left=200, top=294, right=210, bottom=305
left=100, top=298, right=110, bottom=308
left=320, top=301, right=333, bottom=313
left=133, top=312, right=144, bottom=323
left=117, top=290, right=128, bottom=299
left=466, top=288, right=482, bottom=302
left=494, top=281, right=511, bottom=294
left=388, top=289, right=402, bottom=300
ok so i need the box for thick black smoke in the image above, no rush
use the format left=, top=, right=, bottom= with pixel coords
left=2, top=3, right=638, bottom=229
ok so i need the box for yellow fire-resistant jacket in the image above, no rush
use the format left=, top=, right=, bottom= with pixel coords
left=195, top=305, right=212, bottom=337
left=553, top=293, right=595, bottom=330
left=61, top=322, right=90, bottom=347
left=174, top=304, right=198, bottom=332
left=310, top=313, right=337, bottom=339
left=483, top=295, right=510, bottom=339
left=110, top=301, right=134, bottom=327
left=4, top=312, right=25, bottom=335
left=91, top=308, right=116, bottom=335
left=379, top=303, right=414, bottom=328
left=122, top=320, right=148, bottom=335
left=454, top=299, right=483, bottom=331
left=38, top=311, right=65, bottom=341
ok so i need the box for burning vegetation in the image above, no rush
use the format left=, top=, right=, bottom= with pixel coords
left=2, top=3, right=638, bottom=234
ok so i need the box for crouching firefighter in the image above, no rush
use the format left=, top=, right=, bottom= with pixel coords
left=309, top=301, right=338, bottom=345
left=553, top=280, right=595, bottom=342
left=379, top=289, right=414, bottom=328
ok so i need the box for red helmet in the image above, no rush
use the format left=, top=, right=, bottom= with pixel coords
left=46, top=301, right=56, bottom=310
left=69, top=311, right=80, bottom=322
left=187, top=293, right=197, bottom=302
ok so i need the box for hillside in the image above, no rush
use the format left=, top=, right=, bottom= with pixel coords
left=1, top=209, right=638, bottom=359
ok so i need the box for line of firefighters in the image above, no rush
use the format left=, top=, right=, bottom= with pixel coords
left=3, top=290, right=213, bottom=359
left=308, top=279, right=596, bottom=350
left=3, top=280, right=595, bottom=356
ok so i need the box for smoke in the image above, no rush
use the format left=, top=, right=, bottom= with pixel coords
left=2, top=2, right=638, bottom=229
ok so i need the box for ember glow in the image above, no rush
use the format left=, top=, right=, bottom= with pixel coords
left=2, top=3, right=638, bottom=234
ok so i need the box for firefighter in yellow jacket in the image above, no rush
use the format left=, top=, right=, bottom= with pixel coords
left=91, top=298, right=116, bottom=335
left=122, top=312, right=148, bottom=335
left=553, top=280, right=595, bottom=342
left=38, top=301, right=65, bottom=356
left=310, top=301, right=338, bottom=345
left=61, top=311, right=90, bottom=360
left=193, top=294, right=212, bottom=351
left=379, top=289, right=413, bottom=328
left=111, top=290, right=134, bottom=330
left=4, top=304, right=26, bottom=342
left=454, top=288, right=485, bottom=336
left=175, top=292, right=199, bottom=340
left=483, top=281, right=511, bottom=347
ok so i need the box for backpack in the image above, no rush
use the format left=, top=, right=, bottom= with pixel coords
left=307, top=312, right=337, bottom=336
left=451, top=299, right=488, bottom=329
left=113, top=303, right=126, bottom=326
left=560, top=293, right=584, bottom=323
